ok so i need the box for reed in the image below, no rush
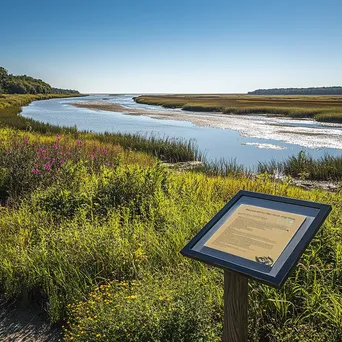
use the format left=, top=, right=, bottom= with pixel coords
left=192, top=157, right=250, bottom=178
left=257, top=151, right=342, bottom=181
left=0, top=95, right=202, bottom=163
left=135, top=95, right=342, bottom=123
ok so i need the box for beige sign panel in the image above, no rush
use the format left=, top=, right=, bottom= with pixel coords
left=205, top=204, right=306, bottom=266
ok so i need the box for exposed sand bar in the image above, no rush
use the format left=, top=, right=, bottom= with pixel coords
left=72, top=101, right=342, bottom=150
left=72, top=101, right=143, bottom=113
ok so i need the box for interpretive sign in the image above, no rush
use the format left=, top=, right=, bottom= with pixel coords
left=181, top=190, right=331, bottom=287
left=205, top=204, right=306, bottom=266
left=181, top=190, right=331, bottom=341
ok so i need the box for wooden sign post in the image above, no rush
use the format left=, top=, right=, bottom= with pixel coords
left=223, top=271, right=248, bottom=342
left=181, top=190, right=331, bottom=342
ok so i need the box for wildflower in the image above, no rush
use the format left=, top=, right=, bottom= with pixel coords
left=76, top=140, right=82, bottom=145
left=56, top=134, right=61, bottom=142
left=24, top=136, right=29, bottom=144
left=126, top=295, right=137, bottom=299
left=103, top=148, right=108, bottom=153
left=43, top=162, right=51, bottom=171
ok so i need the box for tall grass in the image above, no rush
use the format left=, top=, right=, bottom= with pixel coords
left=0, top=95, right=202, bottom=163
left=0, top=132, right=341, bottom=341
left=89, top=132, right=203, bottom=162
left=0, top=93, right=84, bottom=110
left=0, top=95, right=341, bottom=341
left=258, top=151, right=342, bottom=181
left=135, top=95, right=342, bottom=123
left=192, top=157, right=251, bottom=178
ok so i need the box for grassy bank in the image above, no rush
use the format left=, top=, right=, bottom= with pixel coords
left=0, top=95, right=341, bottom=341
left=0, top=130, right=341, bottom=342
left=258, top=151, right=342, bottom=181
left=134, top=94, right=342, bottom=123
left=0, top=95, right=202, bottom=163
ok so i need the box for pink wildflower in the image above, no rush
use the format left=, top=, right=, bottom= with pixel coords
left=76, top=140, right=82, bottom=145
left=43, top=162, right=51, bottom=171
left=56, top=134, right=61, bottom=142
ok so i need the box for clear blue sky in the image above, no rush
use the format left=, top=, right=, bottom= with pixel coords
left=1, top=0, right=341, bottom=93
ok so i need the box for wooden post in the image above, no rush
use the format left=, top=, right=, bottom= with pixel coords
left=223, top=270, right=248, bottom=342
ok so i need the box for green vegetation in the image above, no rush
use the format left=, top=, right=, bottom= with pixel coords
left=193, top=158, right=250, bottom=178
left=135, top=94, right=342, bottom=123
left=0, top=95, right=202, bottom=163
left=258, top=151, right=342, bottom=181
left=0, top=95, right=341, bottom=341
left=0, top=66, right=79, bottom=94
left=248, top=86, right=342, bottom=95
left=0, top=130, right=341, bottom=341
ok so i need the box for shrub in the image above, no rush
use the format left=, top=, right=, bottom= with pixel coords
left=63, top=271, right=223, bottom=342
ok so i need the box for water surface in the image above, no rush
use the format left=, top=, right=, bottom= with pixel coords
left=21, top=94, right=342, bottom=168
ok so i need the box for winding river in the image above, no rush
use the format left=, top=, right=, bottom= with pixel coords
left=21, top=94, right=342, bottom=168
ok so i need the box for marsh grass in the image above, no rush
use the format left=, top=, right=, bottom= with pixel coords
left=0, top=96, right=341, bottom=341
left=193, top=157, right=250, bottom=178
left=258, top=151, right=342, bottom=181
left=135, top=95, right=342, bottom=123
left=0, top=95, right=203, bottom=163
left=91, top=132, right=203, bottom=162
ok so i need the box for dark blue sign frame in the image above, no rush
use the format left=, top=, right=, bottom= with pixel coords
left=181, top=190, right=331, bottom=288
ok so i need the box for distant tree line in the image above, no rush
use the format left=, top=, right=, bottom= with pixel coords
left=248, top=86, right=342, bottom=95
left=0, top=66, right=79, bottom=95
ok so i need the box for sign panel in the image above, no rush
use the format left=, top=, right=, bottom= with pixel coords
left=205, top=204, right=306, bottom=266
left=181, top=190, right=331, bottom=287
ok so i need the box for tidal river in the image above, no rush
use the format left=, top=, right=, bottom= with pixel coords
left=21, top=94, right=342, bottom=168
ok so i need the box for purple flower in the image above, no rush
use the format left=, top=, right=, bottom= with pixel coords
left=43, top=162, right=51, bottom=171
